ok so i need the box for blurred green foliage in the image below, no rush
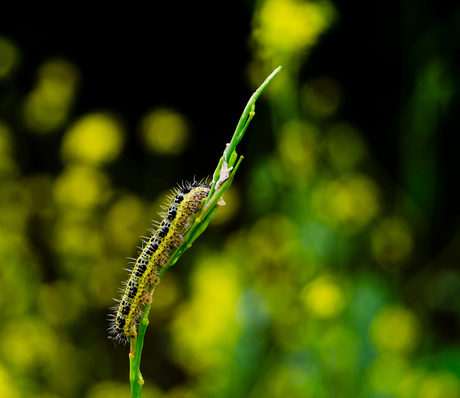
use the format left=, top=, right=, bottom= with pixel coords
left=1, top=1, right=460, bottom=397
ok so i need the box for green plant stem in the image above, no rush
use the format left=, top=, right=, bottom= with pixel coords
left=224, top=66, right=281, bottom=167
left=128, top=66, right=281, bottom=398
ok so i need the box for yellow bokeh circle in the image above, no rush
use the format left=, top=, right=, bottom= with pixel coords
left=53, top=165, right=110, bottom=210
left=0, top=36, right=20, bottom=79
left=300, top=276, right=346, bottom=318
left=61, top=112, right=124, bottom=164
left=139, top=107, right=190, bottom=155
left=370, top=304, right=420, bottom=353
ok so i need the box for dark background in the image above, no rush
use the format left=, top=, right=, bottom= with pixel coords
left=4, top=1, right=458, bottom=255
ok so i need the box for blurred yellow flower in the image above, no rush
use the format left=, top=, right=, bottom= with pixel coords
left=0, top=365, right=19, bottom=398
left=367, top=355, right=410, bottom=396
left=311, top=174, right=380, bottom=232
left=85, top=381, right=131, bottom=398
left=418, top=372, right=460, bottom=398
left=265, top=364, right=317, bottom=397
left=23, top=59, right=80, bottom=133
left=139, top=107, right=190, bottom=155
left=370, top=304, right=420, bottom=353
left=1, top=317, right=57, bottom=372
left=53, top=218, right=102, bottom=257
left=53, top=164, right=110, bottom=211
left=171, top=256, right=241, bottom=372
left=252, top=0, right=335, bottom=61
left=86, top=380, right=161, bottom=398
left=317, top=324, right=360, bottom=372
left=397, top=368, right=428, bottom=398
left=300, top=275, right=346, bottom=318
left=0, top=36, right=19, bottom=79
left=61, top=112, right=124, bottom=164
left=38, top=59, right=80, bottom=104
left=104, top=194, right=146, bottom=253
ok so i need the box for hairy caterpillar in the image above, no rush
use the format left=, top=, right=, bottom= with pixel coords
left=109, top=182, right=211, bottom=344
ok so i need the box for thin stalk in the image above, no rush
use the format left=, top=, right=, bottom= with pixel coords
left=128, top=66, right=281, bottom=398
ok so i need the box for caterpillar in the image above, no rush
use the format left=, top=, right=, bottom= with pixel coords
left=109, top=182, right=211, bottom=344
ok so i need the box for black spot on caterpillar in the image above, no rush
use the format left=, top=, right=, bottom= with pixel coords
left=108, top=182, right=211, bottom=344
